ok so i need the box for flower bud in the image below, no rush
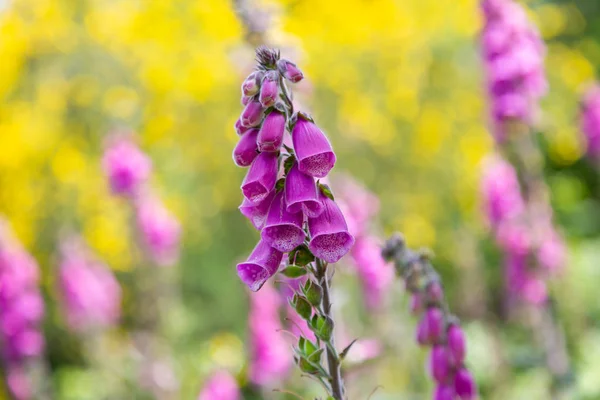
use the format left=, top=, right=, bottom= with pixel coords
left=425, top=307, right=444, bottom=343
left=241, top=94, right=252, bottom=106
left=258, top=111, right=285, bottom=152
left=278, top=59, right=303, bottom=83
left=410, top=293, right=423, bottom=315
left=429, top=345, right=451, bottom=384
left=434, top=384, right=455, bottom=400
left=241, top=100, right=265, bottom=128
left=232, top=129, right=259, bottom=167
left=259, top=71, right=279, bottom=108
left=242, top=71, right=263, bottom=96
left=235, top=118, right=251, bottom=136
left=447, top=324, right=466, bottom=366
left=454, top=368, right=476, bottom=399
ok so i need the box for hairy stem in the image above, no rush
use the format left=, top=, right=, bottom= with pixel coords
left=315, top=259, right=345, bottom=400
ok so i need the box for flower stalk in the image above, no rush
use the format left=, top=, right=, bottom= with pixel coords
left=233, top=47, right=352, bottom=400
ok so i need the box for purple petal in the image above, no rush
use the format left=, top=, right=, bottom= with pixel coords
left=261, top=191, right=305, bottom=252
left=429, top=345, right=451, bottom=384
left=292, top=119, right=336, bottom=178
left=241, top=152, right=278, bottom=204
left=239, top=191, right=275, bottom=230
left=454, top=368, right=476, bottom=400
left=447, top=324, right=466, bottom=366
left=259, top=71, right=279, bottom=108
left=237, top=240, right=283, bottom=291
left=285, top=162, right=324, bottom=218
left=241, top=101, right=265, bottom=128
left=258, top=111, right=285, bottom=153
left=233, top=129, right=259, bottom=167
left=308, top=192, right=354, bottom=263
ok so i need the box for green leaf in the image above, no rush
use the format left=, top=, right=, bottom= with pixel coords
left=294, top=295, right=312, bottom=320
left=275, top=178, right=285, bottom=193
left=318, top=183, right=335, bottom=201
left=283, top=154, right=296, bottom=175
left=308, top=348, right=324, bottom=364
left=297, top=356, right=320, bottom=374
left=288, top=244, right=315, bottom=266
left=339, top=339, right=358, bottom=361
left=316, top=316, right=334, bottom=341
left=303, top=280, right=323, bottom=307
left=280, top=265, right=307, bottom=278
left=303, top=338, right=318, bottom=356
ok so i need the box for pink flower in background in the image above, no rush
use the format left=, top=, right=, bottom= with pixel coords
left=580, top=84, right=600, bottom=159
left=247, top=282, right=291, bottom=386
left=334, top=175, right=380, bottom=238
left=0, top=219, right=45, bottom=400
left=198, top=371, right=240, bottom=400
left=351, top=237, right=394, bottom=310
left=58, top=238, right=121, bottom=333
left=481, top=0, right=547, bottom=142
left=103, top=135, right=152, bottom=197
left=135, top=193, right=182, bottom=266
left=480, top=156, right=524, bottom=229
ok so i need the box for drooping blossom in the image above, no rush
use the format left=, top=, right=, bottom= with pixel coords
left=134, top=192, right=182, bottom=267
left=58, top=237, right=121, bottom=333
left=247, top=282, right=291, bottom=386
left=102, top=134, right=152, bottom=196
left=0, top=219, right=45, bottom=400
left=580, top=84, right=600, bottom=159
left=480, top=0, right=547, bottom=142
left=234, top=47, right=354, bottom=291
left=480, top=156, right=524, bottom=229
left=197, top=371, right=240, bottom=400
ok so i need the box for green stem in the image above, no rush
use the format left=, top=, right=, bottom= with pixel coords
left=315, top=259, right=345, bottom=400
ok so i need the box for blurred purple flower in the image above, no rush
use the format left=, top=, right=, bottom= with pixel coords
left=480, top=156, right=524, bottom=229
left=581, top=84, right=600, bottom=159
left=247, top=282, right=291, bottom=386
left=481, top=0, right=547, bottom=142
left=0, top=219, right=45, bottom=400
left=198, top=371, right=240, bottom=400
left=58, top=238, right=121, bottom=333
left=103, top=135, right=152, bottom=197
left=135, top=193, right=182, bottom=266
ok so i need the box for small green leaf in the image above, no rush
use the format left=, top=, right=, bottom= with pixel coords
left=308, top=348, right=324, bottom=364
left=288, top=244, right=315, bottom=267
left=275, top=178, right=285, bottom=193
left=280, top=265, right=307, bottom=278
left=283, top=154, right=296, bottom=175
left=318, top=183, right=335, bottom=201
left=294, top=295, right=312, bottom=320
left=302, top=338, right=318, bottom=356
left=316, top=316, right=334, bottom=341
left=303, top=280, right=323, bottom=307
left=339, top=339, right=358, bottom=361
left=297, top=356, right=320, bottom=374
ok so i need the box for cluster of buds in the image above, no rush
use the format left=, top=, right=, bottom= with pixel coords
left=481, top=156, right=565, bottom=305
left=58, top=237, right=121, bottom=333
left=103, top=134, right=181, bottom=266
left=197, top=371, right=240, bottom=400
left=481, top=0, right=547, bottom=142
left=0, top=219, right=45, bottom=400
left=382, top=234, right=476, bottom=400
left=580, top=84, right=600, bottom=160
left=233, top=47, right=354, bottom=400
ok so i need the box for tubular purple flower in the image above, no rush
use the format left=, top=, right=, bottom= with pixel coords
left=236, top=240, right=283, bottom=292
left=241, top=152, right=278, bottom=204
left=307, top=191, right=354, bottom=263
left=285, top=162, right=324, bottom=218
left=447, top=324, right=466, bottom=366
left=434, top=385, right=455, bottom=400
left=242, top=71, right=263, bottom=96
left=232, top=128, right=259, bottom=167
left=480, top=156, right=524, bottom=228
left=261, top=191, right=305, bottom=253
left=258, top=111, right=286, bottom=152
left=241, top=94, right=251, bottom=106
left=416, top=317, right=430, bottom=346
left=102, top=135, right=152, bottom=197
left=277, top=59, right=304, bottom=83
left=239, top=191, right=275, bottom=230
left=425, top=307, right=444, bottom=343
left=292, top=118, right=336, bottom=178
left=259, top=71, right=279, bottom=108
left=241, top=100, right=265, bottom=128
left=454, top=368, right=476, bottom=400
left=429, top=345, right=451, bottom=384
left=198, top=371, right=240, bottom=400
